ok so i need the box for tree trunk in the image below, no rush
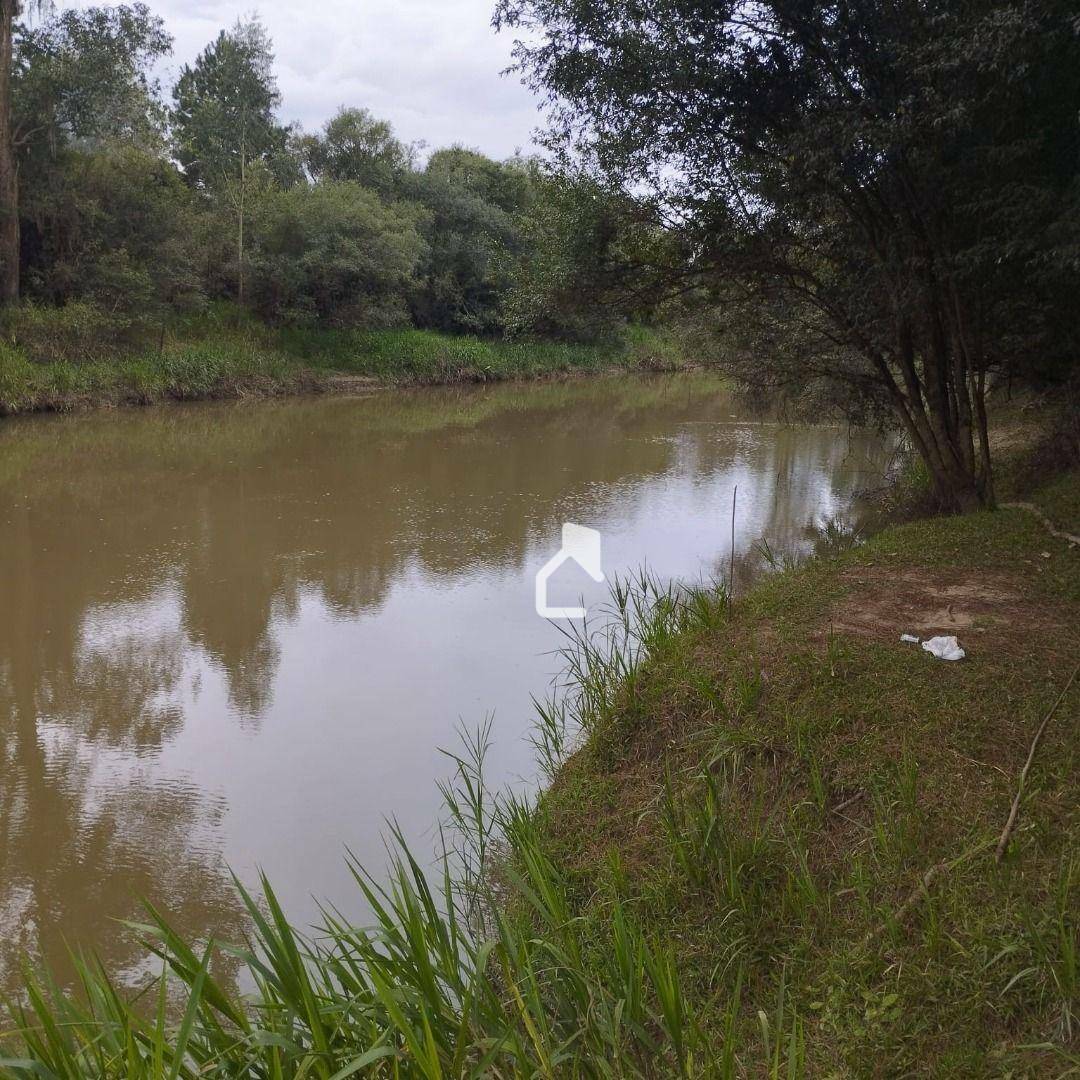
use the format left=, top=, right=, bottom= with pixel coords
left=881, top=318, right=990, bottom=514
left=237, top=114, right=246, bottom=306
left=914, top=408, right=985, bottom=514
left=881, top=393, right=982, bottom=515
left=0, top=1, right=19, bottom=304
left=972, top=369, right=995, bottom=508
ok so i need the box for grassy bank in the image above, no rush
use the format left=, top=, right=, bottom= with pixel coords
left=0, top=305, right=690, bottom=417
left=534, top=474, right=1079, bottom=1075
left=1, top=470, right=1076, bottom=1075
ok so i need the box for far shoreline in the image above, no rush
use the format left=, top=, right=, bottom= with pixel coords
left=0, top=325, right=699, bottom=422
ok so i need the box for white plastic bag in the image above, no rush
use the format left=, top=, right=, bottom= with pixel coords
left=920, top=635, right=965, bottom=661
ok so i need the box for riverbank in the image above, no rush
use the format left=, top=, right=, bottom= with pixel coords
left=0, top=314, right=691, bottom=417
left=534, top=467, right=1079, bottom=1074
left=2, top=457, right=1076, bottom=1075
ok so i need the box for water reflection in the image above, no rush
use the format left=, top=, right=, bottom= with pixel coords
left=0, top=376, right=886, bottom=992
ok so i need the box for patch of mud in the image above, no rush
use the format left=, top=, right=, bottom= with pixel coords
left=828, top=568, right=1048, bottom=640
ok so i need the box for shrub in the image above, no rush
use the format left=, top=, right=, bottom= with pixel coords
left=0, top=302, right=146, bottom=365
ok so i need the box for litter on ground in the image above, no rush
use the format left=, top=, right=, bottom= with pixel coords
left=920, top=635, right=966, bottom=661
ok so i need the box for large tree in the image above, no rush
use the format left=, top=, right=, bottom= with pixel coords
left=407, top=147, right=532, bottom=333
left=495, top=0, right=1080, bottom=511
left=504, top=165, right=679, bottom=341
left=172, top=17, right=285, bottom=304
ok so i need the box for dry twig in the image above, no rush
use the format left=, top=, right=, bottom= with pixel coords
left=1001, top=501, right=1080, bottom=546
left=995, top=664, right=1079, bottom=862
left=869, top=839, right=994, bottom=945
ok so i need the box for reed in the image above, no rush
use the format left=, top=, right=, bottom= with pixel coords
left=0, top=579, right=767, bottom=1079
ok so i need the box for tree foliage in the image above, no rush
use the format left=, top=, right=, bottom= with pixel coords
left=495, top=0, right=1080, bottom=508
left=14, top=2, right=170, bottom=150
left=247, top=181, right=427, bottom=326
left=171, top=18, right=285, bottom=192
left=301, top=107, right=416, bottom=195
left=13, top=4, right=181, bottom=307
left=404, top=148, right=530, bottom=333
left=23, top=144, right=201, bottom=312
left=505, top=168, right=679, bottom=340
left=1, top=4, right=670, bottom=351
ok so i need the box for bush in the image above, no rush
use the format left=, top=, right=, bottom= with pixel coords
left=247, top=182, right=427, bottom=328
left=0, top=302, right=148, bottom=365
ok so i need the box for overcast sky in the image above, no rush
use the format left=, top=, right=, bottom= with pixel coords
left=57, top=0, right=546, bottom=160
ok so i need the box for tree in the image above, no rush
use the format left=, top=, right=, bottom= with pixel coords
left=246, top=181, right=427, bottom=327
left=505, top=165, right=678, bottom=341
left=495, top=0, right=1080, bottom=511
left=1, top=0, right=54, bottom=303
left=23, top=144, right=202, bottom=317
left=172, top=18, right=285, bottom=304
left=15, top=2, right=170, bottom=149
left=407, top=147, right=532, bottom=334
left=301, top=107, right=416, bottom=195
left=5, top=1, right=171, bottom=304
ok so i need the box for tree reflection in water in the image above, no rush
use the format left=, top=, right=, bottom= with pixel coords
left=0, top=376, right=888, bottom=993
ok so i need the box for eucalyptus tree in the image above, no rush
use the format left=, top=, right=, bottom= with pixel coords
left=172, top=17, right=286, bottom=304
left=495, top=0, right=1080, bottom=510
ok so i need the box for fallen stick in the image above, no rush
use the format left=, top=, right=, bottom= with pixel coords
left=995, top=664, right=1079, bottom=862
left=1001, top=501, right=1080, bottom=546
left=870, top=839, right=994, bottom=944
left=830, top=790, right=866, bottom=815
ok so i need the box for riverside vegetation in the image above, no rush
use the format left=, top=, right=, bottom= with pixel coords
left=1, top=428, right=1076, bottom=1076
left=0, top=8, right=694, bottom=417
left=1, top=0, right=1076, bottom=514
left=0, top=305, right=690, bottom=416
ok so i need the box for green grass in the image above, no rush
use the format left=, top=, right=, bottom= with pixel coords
left=534, top=492, right=1079, bottom=1075
left=1031, top=470, right=1080, bottom=535
left=1, top=472, right=1076, bottom=1074
left=0, top=304, right=692, bottom=417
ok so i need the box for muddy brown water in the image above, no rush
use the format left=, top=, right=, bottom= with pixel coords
left=0, top=375, right=887, bottom=992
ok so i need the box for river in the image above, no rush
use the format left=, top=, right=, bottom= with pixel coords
left=0, top=374, right=887, bottom=992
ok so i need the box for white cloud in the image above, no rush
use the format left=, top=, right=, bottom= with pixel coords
left=56, top=0, right=545, bottom=160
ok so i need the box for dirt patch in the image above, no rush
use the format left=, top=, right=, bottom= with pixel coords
left=827, top=568, right=1049, bottom=641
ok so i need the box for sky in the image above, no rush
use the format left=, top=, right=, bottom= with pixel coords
left=57, top=0, right=546, bottom=160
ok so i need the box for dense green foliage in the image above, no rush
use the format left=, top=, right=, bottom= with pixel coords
left=0, top=304, right=689, bottom=415
left=495, top=0, right=1080, bottom=510
left=3, top=5, right=661, bottom=353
